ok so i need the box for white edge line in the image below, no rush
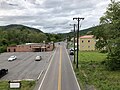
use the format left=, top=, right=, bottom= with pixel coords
left=37, top=70, right=44, bottom=80
left=12, top=79, right=34, bottom=82
left=64, top=46, right=81, bottom=90
left=38, top=48, right=57, bottom=90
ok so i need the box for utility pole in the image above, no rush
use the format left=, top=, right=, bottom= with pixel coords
left=73, top=17, right=84, bottom=68
left=70, top=24, right=77, bottom=64
left=66, top=37, right=68, bottom=49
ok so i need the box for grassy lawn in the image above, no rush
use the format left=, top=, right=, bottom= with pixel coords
left=0, top=80, right=35, bottom=90
left=73, top=51, right=120, bottom=90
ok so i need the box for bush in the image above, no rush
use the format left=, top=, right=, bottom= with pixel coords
left=0, top=45, right=7, bottom=53
left=106, top=54, right=120, bottom=70
left=106, top=39, right=120, bottom=70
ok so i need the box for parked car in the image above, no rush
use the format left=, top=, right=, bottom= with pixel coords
left=70, top=50, right=74, bottom=55
left=0, top=69, right=8, bottom=78
left=8, top=55, right=17, bottom=61
left=70, top=48, right=77, bottom=51
left=35, top=56, right=42, bottom=61
left=69, top=48, right=74, bottom=51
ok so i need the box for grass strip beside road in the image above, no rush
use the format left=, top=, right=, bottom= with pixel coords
left=0, top=80, right=35, bottom=90
left=73, top=51, right=120, bottom=90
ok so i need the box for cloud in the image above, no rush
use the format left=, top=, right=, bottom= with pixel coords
left=0, top=0, right=111, bottom=33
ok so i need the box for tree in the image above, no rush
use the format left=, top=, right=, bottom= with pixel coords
left=93, top=0, right=120, bottom=70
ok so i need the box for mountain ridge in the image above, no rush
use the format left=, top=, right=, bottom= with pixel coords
left=0, top=24, right=43, bottom=33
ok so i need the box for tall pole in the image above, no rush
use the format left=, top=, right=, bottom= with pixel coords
left=73, top=24, right=76, bottom=64
left=73, top=17, right=84, bottom=68
left=66, top=37, right=68, bottom=49
left=70, top=24, right=77, bottom=64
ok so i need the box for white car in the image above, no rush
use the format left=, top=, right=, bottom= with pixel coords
left=8, top=56, right=17, bottom=61
left=35, top=56, right=42, bottom=61
left=69, top=48, right=74, bottom=51
left=70, top=48, right=77, bottom=51
left=75, top=48, right=77, bottom=51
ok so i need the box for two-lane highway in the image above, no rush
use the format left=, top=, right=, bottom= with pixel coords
left=38, top=43, right=80, bottom=90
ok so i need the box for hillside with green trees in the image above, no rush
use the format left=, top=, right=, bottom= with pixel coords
left=0, top=24, right=69, bottom=53
left=59, top=25, right=102, bottom=41
left=0, top=24, right=58, bottom=53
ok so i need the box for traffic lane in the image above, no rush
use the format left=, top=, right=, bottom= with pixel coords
left=15, top=52, right=51, bottom=80
left=0, top=52, right=52, bottom=80
left=0, top=52, right=33, bottom=69
left=0, top=52, right=51, bottom=69
left=39, top=47, right=60, bottom=90
left=0, top=52, right=20, bottom=64
left=1, top=52, right=51, bottom=80
left=1, top=52, right=38, bottom=80
left=61, top=46, right=80, bottom=90
left=0, top=52, right=34, bottom=80
left=12, top=53, right=38, bottom=80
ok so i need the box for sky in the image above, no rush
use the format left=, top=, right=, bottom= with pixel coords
left=0, top=0, right=111, bottom=33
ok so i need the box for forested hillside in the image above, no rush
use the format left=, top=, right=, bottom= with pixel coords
left=59, top=25, right=99, bottom=41
left=0, top=24, right=47, bottom=53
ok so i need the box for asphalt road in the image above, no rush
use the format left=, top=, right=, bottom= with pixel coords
left=38, top=43, right=80, bottom=90
left=0, top=52, right=52, bottom=80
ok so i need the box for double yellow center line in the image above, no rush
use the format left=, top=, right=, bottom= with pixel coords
left=58, top=47, right=62, bottom=90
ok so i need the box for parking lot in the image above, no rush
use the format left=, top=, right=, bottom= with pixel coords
left=0, top=51, right=52, bottom=81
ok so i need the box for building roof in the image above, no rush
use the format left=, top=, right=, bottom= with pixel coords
left=80, top=35, right=94, bottom=39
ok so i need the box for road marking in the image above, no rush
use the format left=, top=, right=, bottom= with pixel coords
left=38, top=48, right=57, bottom=90
left=37, top=70, right=44, bottom=80
left=58, top=47, right=62, bottom=90
left=64, top=46, right=81, bottom=90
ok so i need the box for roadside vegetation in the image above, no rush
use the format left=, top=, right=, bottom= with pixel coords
left=0, top=80, right=35, bottom=90
left=92, top=0, right=120, bottom=70
left=73, top=51, right=120, bottom=90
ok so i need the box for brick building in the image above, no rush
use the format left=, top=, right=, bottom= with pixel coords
left=7, top=43, right=54, bottom=52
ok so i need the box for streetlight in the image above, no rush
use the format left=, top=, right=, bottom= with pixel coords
left=73, top=17, right=84, bottom=68
left=70, top=24, right=77, bottom=64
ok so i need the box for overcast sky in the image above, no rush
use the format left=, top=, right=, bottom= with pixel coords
left=0, top=0, right=111, bottom=33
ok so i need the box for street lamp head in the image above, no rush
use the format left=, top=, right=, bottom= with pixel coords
left=81, top=18, right=84, bottom=20
left=73, top=18, right=76, bottom=20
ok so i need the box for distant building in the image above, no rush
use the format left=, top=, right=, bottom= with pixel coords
left=7, top=43, right=54, bottom=52
left=79, top=35, right=96, bottom=51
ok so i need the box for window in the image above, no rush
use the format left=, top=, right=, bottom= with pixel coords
left=8, top=49, right=10, bottom=52
left=88, top=40, right=90, bottom=42
left=82, top=40, right=84, bottom=43
left=88, top=46, right=90, bottom=48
